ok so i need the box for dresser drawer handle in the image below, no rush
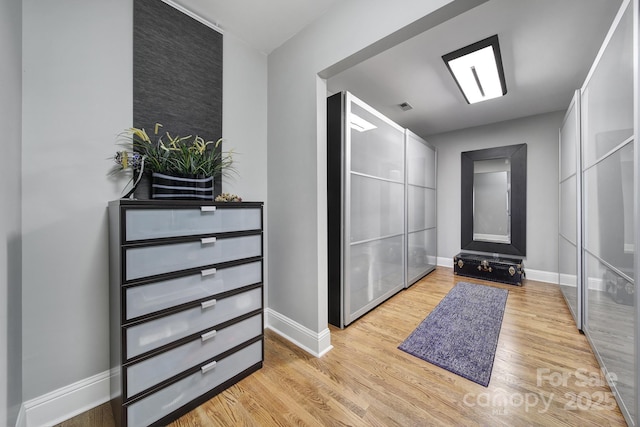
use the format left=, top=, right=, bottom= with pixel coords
left=200, top=360, right=217, bottom=374
left=200, top=206, right=217, bottom=212
left=201, top=330, right=217, bottom=342
left=201, top=299, right=217, bottom=309
left=201, top=237, right=217, bottom=245
left=201, top=268, right=217, bottom=277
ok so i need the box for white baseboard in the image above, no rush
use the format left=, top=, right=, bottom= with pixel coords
left=587, top=276, right=606, bottom=292
left=524, top=268, right=558, bottom=284
left=21, top=370, right=110, bottom=427
left=265, top=308, right=333, bottom=357
left=560, top=276, right=606, bottom=291
left=437, top=256, right=452, bottom=268
left=559, top=273, right=577, bottom=287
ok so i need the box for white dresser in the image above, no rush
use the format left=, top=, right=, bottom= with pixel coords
left=108, top=200, right=264, bottom=427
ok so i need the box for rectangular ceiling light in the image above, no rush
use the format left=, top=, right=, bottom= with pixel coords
left=442, top=35, right=507, bottom=104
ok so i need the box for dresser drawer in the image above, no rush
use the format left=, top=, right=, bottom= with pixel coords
left=125, top=207, right=262, bottom=242
left=125, top=234, right=262, bottom=281
left=126, top=340, right=262, bottom=427
left=126, top=313, right=262, bottom=398
left=126, top=287, right=262, bottom=359
left=125, top=261, right=262, bottom=320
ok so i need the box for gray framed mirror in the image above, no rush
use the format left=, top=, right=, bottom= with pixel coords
left=461, top=144, right=526, bottom=256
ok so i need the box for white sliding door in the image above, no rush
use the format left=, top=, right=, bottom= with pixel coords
left=345, top=95, right=406, bottom=325
left=327, top=92, right=407, bottom=327
left=406, top=130, right=437, bottom=286
left=581, top=0, right=635, bottom=422
left=559, top=90, right=582, bottom=329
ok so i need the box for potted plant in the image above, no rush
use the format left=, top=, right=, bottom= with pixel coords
left=111, top=123, right=235, bottom=200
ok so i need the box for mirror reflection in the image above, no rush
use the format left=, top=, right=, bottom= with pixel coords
left=461, top=143, right=526, bottom=256
left=473, top=159, right=511, bottom=244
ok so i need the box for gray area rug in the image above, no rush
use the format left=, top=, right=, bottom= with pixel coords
left=398, top=282, right=508, bottom=387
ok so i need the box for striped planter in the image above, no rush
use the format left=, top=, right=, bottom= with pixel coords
left=151, top=172, right=214, bottom=200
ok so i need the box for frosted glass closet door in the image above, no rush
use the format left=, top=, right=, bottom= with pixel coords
left=406, top=131, right=437, bottom=286
left=345, top=95, right=405, bottom=324
left=558, top=91, right=581, bottom=328
left=581, top=1, right=635, bottom=422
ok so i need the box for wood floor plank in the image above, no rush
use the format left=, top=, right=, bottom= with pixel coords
left=55, top=267, right=628, bottom=426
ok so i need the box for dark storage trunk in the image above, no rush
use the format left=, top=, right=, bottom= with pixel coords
left=453, top=252, right=525, bottom=286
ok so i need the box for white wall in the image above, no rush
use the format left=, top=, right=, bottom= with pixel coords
left=22, top=0, right=133, bottom=401
left=221, top=32, right=268, bottom=306
left=222, top=34, right=268, bottom=203
left=0, top=0, right=23, bottom=424
left=21, top=0, right=268, bottom=415
left=266, top=0, right=487, bottom=352
left=428, top=111, right=565, bottom=274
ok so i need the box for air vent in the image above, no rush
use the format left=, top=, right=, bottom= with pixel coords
left=399, top=102, right=413, bottom=111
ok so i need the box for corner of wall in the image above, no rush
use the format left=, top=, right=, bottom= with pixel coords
left=265, top=308, right=333, bottom=357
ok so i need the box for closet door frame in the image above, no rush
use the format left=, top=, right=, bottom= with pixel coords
left=633, top=0, right=639, bottom=424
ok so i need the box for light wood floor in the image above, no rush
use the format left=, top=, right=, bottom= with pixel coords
left=56, top=268, right=628, bottom=426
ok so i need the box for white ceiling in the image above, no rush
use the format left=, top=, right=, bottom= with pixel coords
left=327, top=0, right=623, bottom=136
left=172, top=0, right=341, bottom=54
left=175, top=0, right=622, bottom=137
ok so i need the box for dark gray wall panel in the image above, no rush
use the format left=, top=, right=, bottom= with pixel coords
left=134, top=0, right=223, bottom=195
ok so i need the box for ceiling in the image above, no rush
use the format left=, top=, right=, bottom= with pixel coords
left=172, top=0, right=341, bottom=54
left=327, top=0, right=622, bottom=136
left=174, top=0, right=622, bottom=137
